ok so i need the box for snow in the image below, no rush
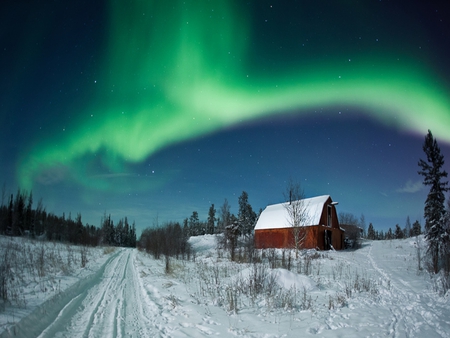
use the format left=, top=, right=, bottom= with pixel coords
left=254, top=195, right=331, bottom=230
left=274, top=268, right=317, bottom=291
left=1, top=234, right=450, bottom=337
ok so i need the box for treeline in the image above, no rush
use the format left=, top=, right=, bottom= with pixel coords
left=0, top=188, right=136, bottom=247
left=182, top=191, right=258, bottom=238
left=366, top=217, right=422, bottom=241
left=100, top=213, right=137, bottom=247
left=138, top=191, right=259, bottom=259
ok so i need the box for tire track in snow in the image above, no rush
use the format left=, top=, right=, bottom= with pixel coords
left=128, top=251, right=174, bottom=337
left=33, top=249, right=128, bottom=338
left=81, top=248, right=129, bottom=338
left=18, top=249, right=176, bottom=338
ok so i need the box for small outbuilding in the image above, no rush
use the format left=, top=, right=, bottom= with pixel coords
left=254, top=195, right=344, bottom=250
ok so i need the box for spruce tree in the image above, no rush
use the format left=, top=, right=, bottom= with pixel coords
left=238, top=191, right=256, bottom=237
left=412, top=220, right=422, bottom=237
left=394, top=224, right=404, bottom=239
left=386, top=228, right=393, bottom=240
left=367, top=223, right=376, bottom=240
left=189, top=211, right=200, bottom=236
left=207, top=204, right=216, bottom=235
left=418, top=130, right=449, bottom=273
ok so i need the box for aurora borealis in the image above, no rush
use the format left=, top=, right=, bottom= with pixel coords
left=1, top=0, right=450, bottom=231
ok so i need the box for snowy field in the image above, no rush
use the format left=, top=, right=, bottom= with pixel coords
left=1, top=235, right=449, bottom=337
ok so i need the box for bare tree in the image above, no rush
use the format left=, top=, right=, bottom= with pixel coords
left=283, top=179, right=310, bottom=258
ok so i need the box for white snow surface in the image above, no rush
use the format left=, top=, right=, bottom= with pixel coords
left=1, top=235, right=450, bottom=337
left=254, top=195, right=331, bottom=230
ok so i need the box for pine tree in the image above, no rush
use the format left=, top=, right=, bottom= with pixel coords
left=238, top=191, right=257, bottom=237
left=101, top=213, right=115, bottom=246
left=115, top=219, right=124, bottom=246
left=386, top=228, right=393, bottom=240
left=367, top=223, right=376, bottom=240
left=412, top=220, right=422, bottom=237
left=25, top=191, right=33, bottom=236
left=418, top=130, right=449, bottom=273
left=189, top=211, right=200, bottom=236
left=394, top=224, right=404, bottom=239
left=6, top=194, right=13, bottom=235
left=130, top=222, right=137, bottom=247
left=124, top=217, right=130, bottom=246
left=207, top=204, right=216, bottom=234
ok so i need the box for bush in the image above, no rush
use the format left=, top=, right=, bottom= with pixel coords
left=138, top=222, right=192, bottom=260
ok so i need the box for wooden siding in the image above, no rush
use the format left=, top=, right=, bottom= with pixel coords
left=254, top=226, right=343, bottom=250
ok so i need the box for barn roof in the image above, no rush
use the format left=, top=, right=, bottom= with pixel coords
left=254, top=195, right=331, bottom=230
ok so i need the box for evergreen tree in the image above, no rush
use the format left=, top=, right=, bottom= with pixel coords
left=74, top=213, right=83, bottom=244
left=386, top=228, right=393, bottom=240
left=115, top=219, right=124, bottom=246
left=183, top=218, right=189, bottom=237
left=412, top=220, right=422, bottom=237
left=130, top=222, right=137, bottom=247
left=238, top=191, right=257, bottom=237
left=101, top=213, right=115, bottom=245
left=418, top=130, right=449, bottom=273
left=367, top=223, right=376, bottom=240
left=124, top=217, right=130, bottom=246
left=394, top=224, right=404, bottom=239
left=25, top=191, right=33, bottom=236
left=189, top=211, right=200, bottom=236
left=12, top=189, right=25, bottom=236
left=6, top=194, right=13, bottom=235
left=207, top=204, right=216, bottom=234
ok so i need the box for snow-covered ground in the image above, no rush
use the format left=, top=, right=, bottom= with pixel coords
left=1, top=235, right=449, bottom=337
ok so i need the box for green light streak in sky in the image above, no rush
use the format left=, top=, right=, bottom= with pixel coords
left=18, top=0, right=450, bottom=190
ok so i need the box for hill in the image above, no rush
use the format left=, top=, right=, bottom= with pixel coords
left=1, top=235, right=449, bottom=337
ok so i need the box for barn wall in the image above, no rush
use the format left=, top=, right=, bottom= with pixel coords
left=254, top=228, right=289, bottom=249
left=255, top=226, right=322, bottom=250
left=332, top=228, right=343, bottom=250
left=317, top=197, right=340, bottom=229
left=309, top=226, right=343, bottom=250
left=255, top=225, right=344, bottom=250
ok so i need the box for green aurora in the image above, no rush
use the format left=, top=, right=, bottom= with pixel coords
left=18, top=1, right=450, bottom=192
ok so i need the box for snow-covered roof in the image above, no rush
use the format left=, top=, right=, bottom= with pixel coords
left=254, top=195, right=331, bottom=230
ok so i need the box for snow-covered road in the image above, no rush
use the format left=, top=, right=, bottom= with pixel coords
left=39, top=249, right=157, bottom=337
left=7, top=249, right=172, bottom=338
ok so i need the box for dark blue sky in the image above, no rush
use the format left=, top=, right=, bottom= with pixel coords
left=1, top=0, right=449, bottom=233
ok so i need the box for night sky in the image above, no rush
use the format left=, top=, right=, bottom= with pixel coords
left=1, top=0, right=450, bottom=233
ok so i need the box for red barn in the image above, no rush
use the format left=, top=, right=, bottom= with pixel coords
left=254, top=195, right=344, bottom=250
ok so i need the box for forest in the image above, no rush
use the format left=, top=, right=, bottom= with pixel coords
left=0, top=189, right=136, bottom=248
